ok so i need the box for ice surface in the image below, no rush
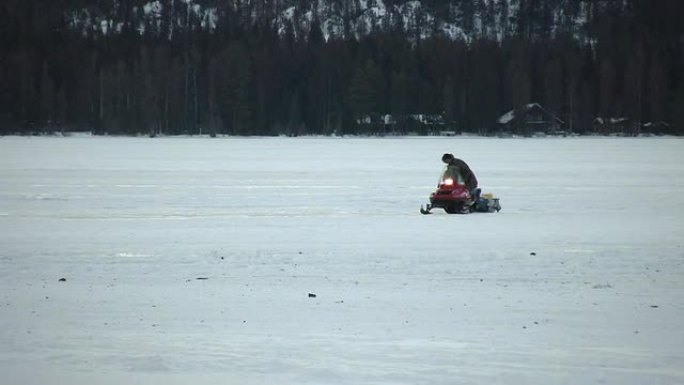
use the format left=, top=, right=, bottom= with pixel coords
left=0, top=136, right=683, bottom=385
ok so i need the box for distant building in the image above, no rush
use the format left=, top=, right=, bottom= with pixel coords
left=355, top=113, right=397, bottom=133
left=642, top=121, right=672, bottom=135
left=593, top=117, right=631, bottom=135
left=357, top=113, right=448, bottom=135
left=406, top=114, right=446, bottom=134
left=497, top=103, right=565, bottom=135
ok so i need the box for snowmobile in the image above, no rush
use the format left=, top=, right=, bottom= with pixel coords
left=420, top=165, right=501, bottom=215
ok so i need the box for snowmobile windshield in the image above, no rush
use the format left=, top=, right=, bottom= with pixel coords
left=440, top=165, right=464, bottom=184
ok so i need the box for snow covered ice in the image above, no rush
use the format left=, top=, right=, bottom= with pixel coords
left=0, top=136, right=683, bottom=385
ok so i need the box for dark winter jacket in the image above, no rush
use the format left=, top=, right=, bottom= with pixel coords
left=448, top=158, right=478, bottom=191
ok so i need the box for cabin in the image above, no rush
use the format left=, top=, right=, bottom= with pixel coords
left=356, top=113, right=397, bottom=134
left=642, top=121, right=672, bottom=135
left=405, top=114, right=447, bottom=135
left=496, top=103, right=565, bottom=136
left=593, top=117, right=631, bottom=135
left=357, top=113, right=449, bottom=135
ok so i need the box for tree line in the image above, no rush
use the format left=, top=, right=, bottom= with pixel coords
left=1, top=0, right=683, bottom=136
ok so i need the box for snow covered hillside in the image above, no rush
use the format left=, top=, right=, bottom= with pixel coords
left=67, top=0, right=591, bottom=42
left=0, top=136, right=683, bottom=384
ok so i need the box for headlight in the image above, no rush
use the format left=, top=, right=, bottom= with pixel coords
left=442, top=178, right=454, bottom=186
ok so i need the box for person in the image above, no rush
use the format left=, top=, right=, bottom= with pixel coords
left=441, top=153, right=479, bottom=199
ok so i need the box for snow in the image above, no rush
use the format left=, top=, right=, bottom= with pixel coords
left=201, top=8, right=218, bottom=30
left=321, top=16, right=344, bottom=41
left=143, top=1, right=162, bottom=18
left=370, top=3, right=387, bottom=18
left=440, top=22, right=467, bottom=41
left=499, top=104, right=552, bottom=124
left=498, top=109, right=515, bottom=124
left=282, top=5, right=296, bottom=20
left=100, top=20, right=110, bottom=35
left=1, top=136, right=683, bottom=385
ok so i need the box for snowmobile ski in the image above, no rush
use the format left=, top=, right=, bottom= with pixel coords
left=420, top=204, right=433, bottom=215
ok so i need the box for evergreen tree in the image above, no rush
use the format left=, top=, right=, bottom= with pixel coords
left=0, top=0, right=681, bottom=136
left=218, top=43, right=252, bottom=135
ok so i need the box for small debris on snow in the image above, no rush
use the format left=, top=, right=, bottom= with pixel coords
left=651, top=305, right=659, bottom=308
left=58, top=278, right=66, bottom=282
left=592, top=283, right=613, bottom=289
left=196, top=277, right=209, bottom=280
left=530, top=252, right=537, bottom=256
left=308, top=293, right=317, bottom=298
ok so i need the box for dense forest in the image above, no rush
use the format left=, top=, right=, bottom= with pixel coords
left=1, top=0, right=682, bottom=136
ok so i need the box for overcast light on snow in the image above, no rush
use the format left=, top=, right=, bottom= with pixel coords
left=0, top=136, right=683, bottom=385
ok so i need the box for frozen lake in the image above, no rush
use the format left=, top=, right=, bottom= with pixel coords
left=1, top=135, right=683, bottom=384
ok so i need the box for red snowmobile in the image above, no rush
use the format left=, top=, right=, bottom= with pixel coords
left=420, top=165, right=501, bottom=215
